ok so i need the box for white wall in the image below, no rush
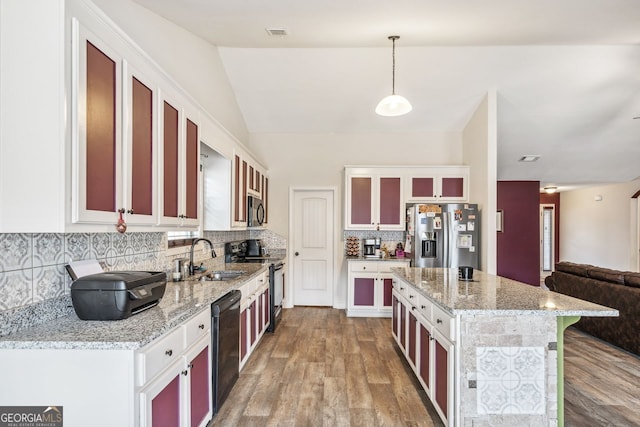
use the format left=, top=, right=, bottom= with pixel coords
left=249, top=132, right=463, bottom=237
left=249, top=131, right=463, bottom=307
left=88, top=0, right=249, bottom=144
left=560, top=179, right=640, bottom=271
left=462, top=91, right=498, bottom=274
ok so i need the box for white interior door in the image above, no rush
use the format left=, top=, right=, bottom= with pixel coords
left=291, top=189, right=334, bottom=306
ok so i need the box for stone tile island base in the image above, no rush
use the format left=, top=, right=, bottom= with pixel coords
left=459, top=314, right=558, bottom=426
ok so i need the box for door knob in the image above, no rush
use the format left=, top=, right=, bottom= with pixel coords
left=295, top=252, right=299, bottom=256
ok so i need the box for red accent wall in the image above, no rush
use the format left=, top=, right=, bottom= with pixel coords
left=497, top=181, right=540, bottom=286
left=540, top=192, right=560, bottom=265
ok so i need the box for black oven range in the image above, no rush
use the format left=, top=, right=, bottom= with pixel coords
left=224, top=241, right=284, bottom=333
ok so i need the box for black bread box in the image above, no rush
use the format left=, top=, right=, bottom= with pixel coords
left=71, top=271, right=167, bottom=320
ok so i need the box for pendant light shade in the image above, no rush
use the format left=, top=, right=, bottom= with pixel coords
left=376, top=35, right=412, bottom=117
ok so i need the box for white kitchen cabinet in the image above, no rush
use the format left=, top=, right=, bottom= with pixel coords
left=157, top=89, right=200, bottom=228
left=0, top=307, right=212, bottom=427
left=345, top=168, right=404, bottom=230
left=232, top=150, right=268, bottom=229
left=138, top=306, right=212, bottom=427
left=392, top=281, right=455, bottom=427
left=405, top=166, right=469, bottom=202
left=347, top=260, right=410, bottom=317
left=239, top=270, right=270, bottom=369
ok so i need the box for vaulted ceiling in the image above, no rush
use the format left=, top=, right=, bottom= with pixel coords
left=133, top=0, right=640, bottom=189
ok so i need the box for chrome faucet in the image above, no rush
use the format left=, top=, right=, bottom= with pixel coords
left=189, top=238, right=216, bottom=276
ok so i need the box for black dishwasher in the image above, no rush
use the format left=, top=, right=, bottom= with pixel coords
left=211, top=290, right=241, bottom=415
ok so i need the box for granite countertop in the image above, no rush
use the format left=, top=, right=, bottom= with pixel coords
left=392, top=267, right=619, bottom=317
left=0, top=263, right=269, bottom=351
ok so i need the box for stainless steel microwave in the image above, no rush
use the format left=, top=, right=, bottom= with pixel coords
left=247, top=195, right=265, bottom=227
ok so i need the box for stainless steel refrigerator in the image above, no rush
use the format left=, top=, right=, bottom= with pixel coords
left=406, top=203, right=480, bottom=269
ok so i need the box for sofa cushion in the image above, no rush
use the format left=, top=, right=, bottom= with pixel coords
left=623, top=273, right=640, bottom=289
left=588, top=267, right=625, bottom=285
left=555, top=262, right=592, bottom=277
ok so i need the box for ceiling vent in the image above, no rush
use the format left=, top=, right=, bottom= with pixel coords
left=519, top=155, right=541, bottom=162
left=265, top=28, right=289, bottom=37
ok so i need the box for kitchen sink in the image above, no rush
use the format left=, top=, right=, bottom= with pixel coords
left=199, top=271, right=245, bottom=282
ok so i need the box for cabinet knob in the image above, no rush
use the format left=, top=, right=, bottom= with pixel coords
left=165, top=349, right=173, bottom=357
left=182, top=370, right=188, bottom=376
left=198, top=324, right=205, bottom=329
left=127, top=209, right=135, bottom=214
left=295, top=252, right=299, bottom=256
left=436, top=319, right=443, bottom=324
left=188, top=363, right=194, bottom=369
left=421, top=305, right=426, bottom=309
left=118, top=208, right=125, bottom=214
left=430, top=336, right=435, bottom=341
left=400, top=287, right=405, bottom=290
left=409, top=295, right=414, bottom=299
left=411, top=306, right=416, bottom=311
left=363, top=266, right=366, bottom=270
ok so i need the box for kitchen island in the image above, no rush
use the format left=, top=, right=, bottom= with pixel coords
left=391, top=267, right=618, bottom=427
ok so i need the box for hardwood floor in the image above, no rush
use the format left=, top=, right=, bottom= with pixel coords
left=210, top=307, right=444, bottom=427
left=564, top=327, right=640, bottom=427
left=210, top=307, right=640, bottom=427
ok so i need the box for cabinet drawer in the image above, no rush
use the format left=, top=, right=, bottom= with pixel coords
left=350, top=261, right=377, bottom=272
left=137, top=326, right=185, bottom=386
left=377, top=261, right=407, bottom=273
left=432, top=304, right=455, bottom=341
left=406, top=287, right=419, bottom=307
left=184, top=307, right=211, bottom=349
left=394, top=279, right=409, bottom=299
left=417, top=294, right=432, bottom=321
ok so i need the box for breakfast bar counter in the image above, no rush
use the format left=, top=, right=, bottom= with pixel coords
left=390, top=267, right=618, bottom=427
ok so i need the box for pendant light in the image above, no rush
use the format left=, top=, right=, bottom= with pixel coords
left=376, top=35, right=412, bottom=117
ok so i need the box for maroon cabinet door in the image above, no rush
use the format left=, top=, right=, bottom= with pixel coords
left=412, top=177, right=435, bottom=198
left=399, top=303, right=406, bottom=350
left=185, top=118, right=198, bottom=220
left=263, top=177, right=269, bottom=224
left=435, top=339, right=449, bottom=419
left=383, top=278, right=393, bottom=307
left=240, top=308, right=248, bottom=361
left=151, top=375, right=180, bottom=427
left=190, top=346, right=210, bottom=427
left=163, top=101, right=179, bottom=218
left=353, top=277, right=375, bottom=306
left=419, top=324, right=431, bottom=390
left=441, top=177, right=464, bottom=198
left=85, top=41, right=117, bottom=213
left=234, top=155, right=241, bottom=222
left=250, top=301, right=257, bottom=346
left=263, top=288, right=270, bottom=328
left=408, top=311, right=417, bottom=365
left=350, top=177, right=372, bottom=225
left=392, top=296, right=398, bottom=338
left=257, top=293, right=264, bottom=335
left=378, top=177, right=401, bottom=225
left=131, top=77, right=153, bottom=216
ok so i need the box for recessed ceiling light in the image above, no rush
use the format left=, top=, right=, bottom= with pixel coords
left=519, top=155, right=541, bottom=162
left=265, top=28, right=289, bottom=37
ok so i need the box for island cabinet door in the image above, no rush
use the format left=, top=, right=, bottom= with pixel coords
left=419, top=323, right=432, bottom=396
left=392, top=295, right=399, bottom=340
left=433, top=332, right=454, bottom=423
left=408, top=311, right=418, bottom=368
left=250, top=300, right=257, bottom=346
left=399, top=302, right=406, bottom=350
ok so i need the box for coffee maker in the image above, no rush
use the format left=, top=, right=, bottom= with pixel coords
left=363, top=238, right=381, bottom=258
